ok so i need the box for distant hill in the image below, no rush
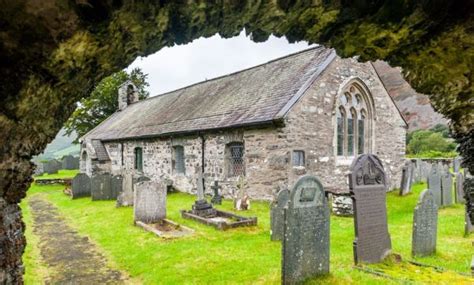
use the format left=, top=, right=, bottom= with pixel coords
left=373, top=61, right=447, bottom=131
left=32, top=128, right=79, bottom=162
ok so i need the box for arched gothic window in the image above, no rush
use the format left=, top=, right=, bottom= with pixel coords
left=336, top=81, right=373, bottom=157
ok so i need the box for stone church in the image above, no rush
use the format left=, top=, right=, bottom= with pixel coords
left=80, top=47, right=407, bottom=200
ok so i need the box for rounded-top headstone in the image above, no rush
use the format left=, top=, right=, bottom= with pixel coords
left=270, top=188, right=290, bottom=241
left=412, top=189, right=438, bottom=257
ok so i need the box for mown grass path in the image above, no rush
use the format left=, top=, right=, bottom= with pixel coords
left=28, top=195, right=128, bottom=284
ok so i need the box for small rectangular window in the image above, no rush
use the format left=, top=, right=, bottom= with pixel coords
left=134, top=147, right=143, bottom=172
left=173, top=146, right=185, bottom=174
left=227, top=142, right=244, bottom=177
left=293, top=150, right=305, bottom=167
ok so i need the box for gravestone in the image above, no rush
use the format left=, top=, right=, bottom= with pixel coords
left=111, top=175, right=123, bottom=200
left=349, top=154, right=391, bottom=264
left=428, top=167, right=442, bottom=206
left=71, top=173, right=91, bottom=199
left=210, top=181, right=223, bottom=205
left=234, top=175, right=250, bottom=210
left=455, top=172, right=465, bottom=204
left=441, top=172, right=453, bottom=206
left=191, top=172, right=216, bottom=217
left=62, top=155, right=79, bottom=170
left=282, top=175, right=329, bottom=284
left=412, top=189, right=438, bottom=257
left=453, top=157, right=461, bottom=173
left=117, top=173, right=135, bottom=207
left=421, top=161, right=431, bottom=181
left=399, top=162, right=412, bottom=196
left=91, top=173, right=116, bottom=200
left=270, top=188, right=290, bottom=241
left=134, top=180, right=166, bottom=223
left=44, top=159, right=60, bottom=174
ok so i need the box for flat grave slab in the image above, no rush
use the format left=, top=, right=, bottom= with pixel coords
left=180, top=209, right=257, bottom=230
left=135, top=219, right=193, bottom=239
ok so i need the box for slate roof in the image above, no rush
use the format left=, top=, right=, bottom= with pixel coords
left=91, top=139, right=110, bottom=161
left=83, top=47, right=336, bottom=142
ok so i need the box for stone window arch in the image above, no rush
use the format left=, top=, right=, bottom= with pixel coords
left=335, top=79, right=374, bottom=158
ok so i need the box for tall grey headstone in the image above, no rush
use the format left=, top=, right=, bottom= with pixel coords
left=349, top=154, right=391, bottom=264
left=399, top=162, right=412, bottom=196
left=91, top=173, right=114, bottom=200
left=455, top=172, right=465, bottom=204
left=412, top=189, right=438, bottom=257
left=111, top=175, right=123, bottom=200
left=441, top=172, right=453, bottom=206
left=134, top=180, right=167, bottom=223
left=282, top=175, right=329, bottom=284
left=71, top=173, right=91, bottom=199
left=117, top=173, right=134, bottom=207
left=453, top=157, right=461, bottom=173
left=44, top=160, right=59, bottom=174
left=428, top=167, right=442, bottom=207
left=270, top=188, right=290, bottom=241
left=62, top=155, right=79, bottom=170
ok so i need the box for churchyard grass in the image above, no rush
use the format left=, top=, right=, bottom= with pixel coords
left=34, top=169, right=78, bottom=180
left=22, top=182, right=471, bottom=284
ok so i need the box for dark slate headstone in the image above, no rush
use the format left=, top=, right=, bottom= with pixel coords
left=270, top=188, right=290, bottom=241
left=455, top=172, right=465, bottom=204
left=441, top=172, right=453, bottom=206
left=399, top=162, right=412, bottom=196
left=349, top=154, right=391, bottom=264
left=428, top=167, right=442, bottom=207
left=117, top=173, right=134, bottom=207
left=91, top=173, right=115, bottom=200
left=62, top=155, right=79, bottom=170
left=134, top=180, right=166, bottom=223
left=71, top=173, right=91, bottom=199
left=412, top=189, right=438, bottom=257
left=44, top=160, right=60, bottom=174
left=111, top=175, right=123, bottom=200
left=453, top=157, right=461, bottom=173
left=282, top=175, right=329, bottom=284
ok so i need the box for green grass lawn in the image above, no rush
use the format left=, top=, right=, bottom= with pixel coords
left=22, top=182, right=472, bottom=284
left=34, top=169, right=79, bottom=180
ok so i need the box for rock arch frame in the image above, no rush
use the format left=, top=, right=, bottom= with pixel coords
left=0, top=1, right=473, bottom=282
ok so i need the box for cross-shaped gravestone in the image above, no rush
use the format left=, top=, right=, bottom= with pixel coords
left=349, top=154, right=391, bottom=264
left=210, top=181, right=223, bottom=205
left=196, top=172, right=205, bottom=201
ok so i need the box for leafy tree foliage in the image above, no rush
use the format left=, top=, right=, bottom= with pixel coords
left=64, top=68, right=149, bottom=141
left=407, top=125, right=457, bottom=157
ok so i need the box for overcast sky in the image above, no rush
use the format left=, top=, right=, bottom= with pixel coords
left=127, top=31, right=313, bottom=96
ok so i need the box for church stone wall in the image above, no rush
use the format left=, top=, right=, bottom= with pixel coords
left=86, top=57, right=406, bottom=200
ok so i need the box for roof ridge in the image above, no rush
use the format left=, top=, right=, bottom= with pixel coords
left=134, top=45, right=324, bottom=105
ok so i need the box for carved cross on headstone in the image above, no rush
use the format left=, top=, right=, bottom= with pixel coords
left=210, top=181, right=223, bottom=205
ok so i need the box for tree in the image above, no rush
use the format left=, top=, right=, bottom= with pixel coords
left=407, top=130, right=457, bottom=155
left=64, top=68, right=149, bottom=141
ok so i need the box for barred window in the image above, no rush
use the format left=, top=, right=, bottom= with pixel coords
left=293, top=150, right=305, bottom=166
left=173, top=145, right=185, bottom=174
left=134, top=147, right=143, bottom=172
left=227, top=142, right=245, bottom=177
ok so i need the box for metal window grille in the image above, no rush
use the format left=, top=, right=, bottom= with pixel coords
left=293, top=150, right=305, bottom=166
left=174, top=146, right=185, bottom=174
left=228, top=143, right=244, bottom=177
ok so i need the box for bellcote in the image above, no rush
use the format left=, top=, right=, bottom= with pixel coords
left=118, top=81, right=139, bottom=110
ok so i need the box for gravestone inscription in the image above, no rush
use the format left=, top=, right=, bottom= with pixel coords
left=428, top=167, right=442, bottom=206
left=91, top=173, right=114, bottom=200
left=270, top=188, right=290, bottom=241
left=455, top=172, right=465, bottom=204
left=441, top=172, right=453, bottom=206
left=71, top=173, right=91, bottom=199
left=349, top=154, right=391, bottom=264
left=399, top=162, right=412, bottom=196
left=412, top=189, right=438, bottom=257
left=134, top=180, right=167, bottom=223
left=282, top=175, right=329, bottom=284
